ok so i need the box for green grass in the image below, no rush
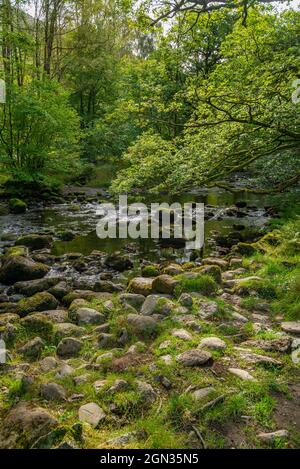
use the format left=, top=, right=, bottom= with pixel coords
left=176, top=274, right=218, bottom=296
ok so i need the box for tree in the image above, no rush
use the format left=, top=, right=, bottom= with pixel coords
left=112, top=7, right=300, bottom=195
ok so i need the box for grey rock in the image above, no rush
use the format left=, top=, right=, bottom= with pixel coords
left=281, top=321, right=300, bottom=335
left=119, top=293, right=145, bottom=310
left=176, top=349, right=212, bottom=367
left=78, top=403, right=105, bottom=427
left=19, top=337, right=44, bottom=360
left=141, top=295, right=174, bottom=317
left=178, top=293, right=193, bottom=307
left=56, top=337, right=82, bottom=358
left=75, top=307, right=106, bottom=325
left=198, top=337, right=227, bottom=351
left=41, top=382, right=66, bottom=401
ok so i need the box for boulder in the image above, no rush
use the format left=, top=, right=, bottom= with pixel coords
left=281, top=321, right=300, bottom=335
left=125, top=314, right=157, bottom=337
left=78, top=403, right=105, bottom=427
left=39, top=356, right=58, bottom=372
left=17, top=292, right=58, bottom=317
left=152, top=275, right=179, bottom=295
left=54, top=323, right=85, bottom=341
left=18, top=337, right=44, bottom=360
left=198, top=337, right=227, bottom=351
left=56, top=337, right=82, bottom=358
left=178, top=293, right=193, bottom=307
left=48, top=281, right=72, bottom=300
left=94, top=280, right=124, bottom=293
left=0, top=401, right=57, bottom=449
left=202, top=257, right=228, bottom=270
left=15, top=234, right=53, bottom=251
left=119, top=293, right=145, bottom=310
left=8, top=198, right=27, bottom=214
left=97, top=333, right=116, bottom=349
left=75, top=307, right=106, bottom=325
left=128, top=277, right=154, bottom=296
left=21, top=313, right=54, bottom=338
left=104, top=253, right=133, bottom=271
left=4, top=246, right=28, bottom=257
left=41, top=382, right=67, bottom=401
left=141, top=295, right=174, bottom=317
left=228, top=368, right=256, bottom=381
left=0, top=256, right=49, bottom=285
left=136, top=381, right=157, bottom=404
left=38, top=309, right=68, bottom=323
left=176, top=349, right=212, bottom=367
left=172, top=329, right=193, bottom=341
left=162, top=264, right=183, bottom=276
left=192, top=387, right=216, bottom=401
left=9, top=277, right=60, bottom=297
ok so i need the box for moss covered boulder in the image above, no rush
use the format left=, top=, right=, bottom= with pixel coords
left=177, top=273, right=218, bottom=296
left=0, top=255, right=50, bottom=284
left=152, top=274, right=179, bottom=295
left=17, top=292, right=59, bottom=317
left=10, top=277, right=60, bottom=297
left=193, top=265, right=222, bottom=283
left=21, top=313, right=54, bottom=339
left=232, top=242, right=257, bottom=256
left=8, top=198, right=27, bottom=214
left=104, top=252, right=133, bottom=271
left=0, top=401, right=57, bottom=449
left=4, top=246, right=29, bottom=257
left=15, top=234, right=53, bottom=251
left=128, top=277, right=154, bottom=296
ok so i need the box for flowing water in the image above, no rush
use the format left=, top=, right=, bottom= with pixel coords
left=0, top=183, right=272, bottom=263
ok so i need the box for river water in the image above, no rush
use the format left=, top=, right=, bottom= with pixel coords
left=0, top=184, right=272, bottom=263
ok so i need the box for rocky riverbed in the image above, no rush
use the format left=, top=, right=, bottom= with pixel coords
left=0, top=187, right=299, bottom=449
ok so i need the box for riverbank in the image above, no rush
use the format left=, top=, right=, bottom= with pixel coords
left=0, top=195, right=299, bottom=449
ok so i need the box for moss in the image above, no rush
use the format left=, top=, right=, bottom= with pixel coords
left=20, top=313, right=54, bottom=340
left=8, top=198, right=27, bottom=214
left=235, top=279, right=277, bottom=299
left=17, top=291, right=58, bottom=317
left=4, top=246, right=28, bottom=257
left=176, top=274, right=218, bottom=296
left=193, top=265, right=222, bottom=283
left=232, top=242, right=258, bottom=256
left=141, top=264, right=160, bottom=277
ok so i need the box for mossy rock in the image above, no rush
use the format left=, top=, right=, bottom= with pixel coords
left=234, top=279, right=277, bottom=299
left=232, top=242, right=257, bottom=256
left=176, top=273, right=218, bottom=296
left=4, top=246, right=29, bottom=257
left=193, top=265, right=222, bottom=283
left=0, top=255, right=50, bottom=284
left=17, top=292, right=59, bottom=317
left=15, top=234, right=53, bottom=250
left=152, top=274, right=179, bottom=295
left=162, top=263, right=184, bottom=276
left=141, top=264, right=160, bottom=277
left=21, top=313, right=54, bottom=339
left=8, top=198, right=27, bottom=214
left=127, top=277, right=154, bottom=296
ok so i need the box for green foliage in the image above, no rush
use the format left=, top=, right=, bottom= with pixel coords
left=0, top=80, right=80, bottom=182
left=112, top=8, right=300, bottom=195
